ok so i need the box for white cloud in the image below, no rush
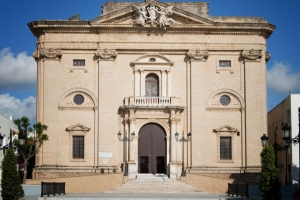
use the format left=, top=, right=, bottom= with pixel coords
left=0, top=94, right=36, bottom=125
left=267, top=61, right=300, bottom=94
left=0, top=48, right=36, bottom=92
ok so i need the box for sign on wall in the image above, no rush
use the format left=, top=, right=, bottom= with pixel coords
left=99, top=151, right=113, bottom=158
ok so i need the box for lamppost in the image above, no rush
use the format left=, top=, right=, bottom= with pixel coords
left=261, top=123, right=299, bottom=185
left=118, top=131, right=135, bottom=176
left=0, top=129, right=25, bottom=152
left=175, top=132, right=191, bottom=176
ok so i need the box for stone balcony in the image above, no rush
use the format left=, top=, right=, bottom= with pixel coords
left=124, top=96, right=180, bottom=107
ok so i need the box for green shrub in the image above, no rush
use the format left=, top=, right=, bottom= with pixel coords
left=259, top=145, right=281, bottom=200
left=1, top=148, right=24, bottom=200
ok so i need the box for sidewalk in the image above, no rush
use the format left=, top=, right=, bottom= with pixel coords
left=23, top=193, right=246, bottom=200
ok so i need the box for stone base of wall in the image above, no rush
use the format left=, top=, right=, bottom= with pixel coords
left=181, top=172, right=260, bottom=194
left=188, top=166, right=261, bottom=184
left=32, top=166, right=119, bottom=179
left=26, top=173, right=125, bottom=193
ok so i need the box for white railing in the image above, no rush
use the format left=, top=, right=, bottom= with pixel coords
left=133, top=97, right=171, bottom=106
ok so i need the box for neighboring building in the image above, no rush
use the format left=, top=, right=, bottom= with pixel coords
left=267, top=94, right=300, bottom=185
left=28, top=0, right=274, bottom=185
left=0, top=114, right=19, bottom=181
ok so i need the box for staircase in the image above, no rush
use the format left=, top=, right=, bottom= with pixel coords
left=104, top=174, right=205, bottom=194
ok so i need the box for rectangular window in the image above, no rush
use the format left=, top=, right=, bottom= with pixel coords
left=73, top=59, right=85, bottom=66
left=220, top=137, right=231, bottom=160
left=73, top=136, right=84, bottom=159
left=219, top=60, right=231, bottom=67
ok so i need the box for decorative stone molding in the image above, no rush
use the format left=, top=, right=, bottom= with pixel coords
left=32, top=50, right=39, bottom=60
left=265, top=52, right=271, bottom=63
left=66, top=124, right=90, bottom=132
left=129, top=117, right=136, bottom=124
left=95, top=48, right=117, bottom=59
left=241, top=49, right=262, bottom=61
left=40, top=48, right=62, bottom=59
left=175, top=118, right=181, bottom=125
left=213, top=125, right=238, bottom=133
left=170, top=117, right=177, bottom=124
left=187, top=49, right=209, bottom=60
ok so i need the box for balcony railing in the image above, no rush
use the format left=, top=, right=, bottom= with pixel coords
left=124, top=96, right=180, bottom=107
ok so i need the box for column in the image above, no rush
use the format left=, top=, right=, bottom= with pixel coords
left=169, top=110, right=178, bottom=180
left=162, top=70, right=167, bottom=97
left=140, top=70, right=145, bottom=96
left=167, top=70, right=172, bottom=96
left=134, top=70, right=140, bottom=96
left=128, top=116, right=137, bottom=179
left=241, top=49, right=265, bottom=169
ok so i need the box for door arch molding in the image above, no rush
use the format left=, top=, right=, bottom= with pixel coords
left=135, top=119, right=170, bottom=137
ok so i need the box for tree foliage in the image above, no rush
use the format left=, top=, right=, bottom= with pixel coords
left=1, top=148, right=24, bottom=200
left=259, top=145, right=281, bottom=200
left=13, top=117, right=49, bottom=184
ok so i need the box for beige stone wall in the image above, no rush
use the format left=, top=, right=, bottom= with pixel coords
left=181, top=173, right=259, bottom=194
left=26, top=173, right=125, bottom=193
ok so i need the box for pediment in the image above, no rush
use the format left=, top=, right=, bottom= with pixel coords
left=91, top=1, right=214, bottom=27
left=66, top=124, right=90, bottom=132
left=131, top=53, right=173, bottom=71
left=133, top=54, right=173, bottom=64
left=213, top=125, right=238, bottom=133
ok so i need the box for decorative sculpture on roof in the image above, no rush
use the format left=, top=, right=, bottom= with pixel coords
left=132, top=2, right=178, bottom=29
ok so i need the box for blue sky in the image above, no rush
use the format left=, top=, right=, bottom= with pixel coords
left=0, top=0, right=300, bottom=124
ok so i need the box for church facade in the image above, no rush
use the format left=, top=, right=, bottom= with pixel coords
left=28, top=0, right=274, bottom=182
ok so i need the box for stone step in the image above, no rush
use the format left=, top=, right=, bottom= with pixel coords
left=104, top=174, right=204, bottom=194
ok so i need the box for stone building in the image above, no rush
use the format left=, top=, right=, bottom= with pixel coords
left=28, top=0, right=274, bottom=183
left=267, top=94, right=300, bottom=185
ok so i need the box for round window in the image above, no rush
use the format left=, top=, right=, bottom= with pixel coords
left=220, top=95, right=230, bottom=106
left=74, top=94, right=84, bottom=105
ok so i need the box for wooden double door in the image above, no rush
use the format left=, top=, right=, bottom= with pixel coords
left=138, top=123, right=166, bottom=174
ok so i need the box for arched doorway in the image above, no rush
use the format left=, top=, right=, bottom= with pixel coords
left=138, top=123, right=166, bottom=174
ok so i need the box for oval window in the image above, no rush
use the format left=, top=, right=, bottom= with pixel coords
left=149, top=58, right=156, bottom=62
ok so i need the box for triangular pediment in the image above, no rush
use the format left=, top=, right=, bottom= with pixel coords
left=66, top=124, right=90, bottom=132
left=91, top=1, right=214, bottom=27
left=213, top=125, right=238, bottom=133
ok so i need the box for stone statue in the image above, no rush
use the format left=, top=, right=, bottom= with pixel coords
left=132, top=5, right=148, bottom=26
left=156, top=6, right=178, bottom=29
left=132, top=3, right=178, bottom=29
left=146, top=3, right=159, bottom=27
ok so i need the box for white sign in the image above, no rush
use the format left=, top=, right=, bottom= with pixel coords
left=99, top=151, right=113, bottom=158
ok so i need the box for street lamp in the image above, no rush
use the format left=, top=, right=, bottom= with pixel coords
left=261, top=123, right=299, bottom=185
left=118, top=131, right=135, bottom=176
left=175, top=132, right=191, bottom=176
left=0, top=129, right=25, bottom=152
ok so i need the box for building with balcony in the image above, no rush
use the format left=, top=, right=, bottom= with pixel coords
left=28, top=0, right=274, bottom=185
left=267, top=94, right=300, bottom=185
left=0, top=114, right=19, bottom=181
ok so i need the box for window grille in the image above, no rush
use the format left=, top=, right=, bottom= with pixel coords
left=73, top=59, right=85, bottom=66
left=219, top=60, right=231, bottom=67
left=220, top=137, right=231, bottom=160
left=145, top=74, right=159, bottom=97
left=73, top=136, right=84, bottom=159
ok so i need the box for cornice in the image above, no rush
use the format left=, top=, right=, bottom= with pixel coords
left=28, top=25, right=274, bottom=39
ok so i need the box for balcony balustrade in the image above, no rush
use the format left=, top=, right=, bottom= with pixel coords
left=124, top=96, right=180, bottom=107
